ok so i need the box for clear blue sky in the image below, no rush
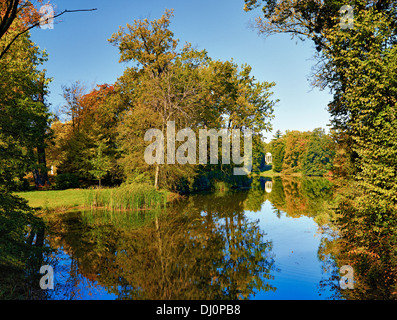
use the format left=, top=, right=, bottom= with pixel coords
left=30, top=0, right=333, bottom=142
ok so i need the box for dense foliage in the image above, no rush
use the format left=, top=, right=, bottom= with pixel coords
left=0, top=7, right=52, bottom=298
left=46, top=10, right=277, bottom=192
left=268, top=128, right=335, bottom=176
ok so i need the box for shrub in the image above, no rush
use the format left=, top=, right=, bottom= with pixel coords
left=55, top=173, right=80, bottom=190
left=10, top=177, right=31, bottom=192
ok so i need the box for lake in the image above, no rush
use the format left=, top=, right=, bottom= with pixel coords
left=37, top=176, right=353, bottom=300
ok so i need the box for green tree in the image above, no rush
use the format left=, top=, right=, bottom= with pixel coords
left=52, top=84, right=123, bottom=184
left=302, top=128, right=335, bottom=176
left=109, top=10, right=206, bottom=189
left=244, top=1, right=397, bottom=205
left=110, top=10, right=277, bottom=191
left=0, top=19, right=51, bottom=192
left=270, top=137, right=286, bottom=173
left=89, top=141, right=112, bottom=187
left=244, top=1, right=397, bottom=290
left=0, top=16, right=50, bottom=298
left=61, top=81, right=86, bottom=132
left=243, top=0, right=396, bottom=52
left=272, top=130, right=282, bottom=140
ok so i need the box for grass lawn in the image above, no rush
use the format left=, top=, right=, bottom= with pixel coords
left=15, top=188, right=91, bottom=210
left=252, top=165, right=303, bottom=178
left=258, top=171, right=303, bottom=177
left=15, top=185, right=173, bottom=211
left=258, top=169, right=282, bottom=177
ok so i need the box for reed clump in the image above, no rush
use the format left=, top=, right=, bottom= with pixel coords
left=86, top=183, right=167, bottom=211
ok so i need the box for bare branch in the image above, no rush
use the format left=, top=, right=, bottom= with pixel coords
left=0, top=7, right=98, bottom=60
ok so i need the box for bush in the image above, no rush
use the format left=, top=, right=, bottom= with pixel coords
left=10, top=177, right=31, bottom=192
left=55, top=173, right=80, bottom=190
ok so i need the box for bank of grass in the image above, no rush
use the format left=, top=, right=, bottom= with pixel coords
left=15, top=188, right=91, bottom=210
left=258, top=170, right=303, bottom=177
left=253, top=165, right=303, bottom=178
left=16, top=183, right=172, bottom=212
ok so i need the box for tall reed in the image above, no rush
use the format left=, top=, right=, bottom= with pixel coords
left=85, top=183, right=167, bottom=211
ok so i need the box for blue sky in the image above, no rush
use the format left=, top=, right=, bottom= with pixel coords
left=30, top=0, right=333, bottom=142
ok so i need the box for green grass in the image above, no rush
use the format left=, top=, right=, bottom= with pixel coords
left=258, top=171, right=303, bottom=177
left=15, top=184, right=169, bottom=212
left=15, top=188, right=91, bottom=210
left=258, top=169, right=282, bottom=177
left=253, top=165, right=303, bottom=177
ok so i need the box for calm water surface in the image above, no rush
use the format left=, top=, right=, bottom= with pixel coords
left=41, top=177, right=343, bottom=300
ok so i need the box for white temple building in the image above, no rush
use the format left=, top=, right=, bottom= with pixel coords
left=265, top=152, right=272, bottom=164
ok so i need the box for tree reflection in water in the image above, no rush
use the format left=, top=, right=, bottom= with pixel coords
left=265, top=176, right=397, bottom=300
left=44, top=190, right=276, bottom=300
left=42, top=176, right=397, bottom=300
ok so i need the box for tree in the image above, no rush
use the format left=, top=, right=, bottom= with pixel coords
left=267, top=129, right=335, bottom=175
left=244, top=1, right=397, bottom=286
left=302, top=128, right=335, bottom=176
left=0, top=18, right=51, bottom=191
left=61, top=81, right=86, bottom=132
left=50, top=83, right=123, bottom=184
left=327, top=10, right=397, bottom=211
left=33, top=80, right=52, bottom=188
left=0, top=1, right=42, bottom=56
left=244, top=1, right=397, bottom=197
left=109, top=10, right=202, bottom=189
left=272, top=130, right=282, bottom=140
left=270, top=136, right=286, bottom=173
left=282, top=130, right=310, bottom=174
left=89, top=141, right=112, bottom=188
left=0, top=11, right=51, bottom=298
left=110, top=9, right=277, bottom=190
left=243, top=0, right=397, bottom=52
left=315, top=9, right=397, bottom=205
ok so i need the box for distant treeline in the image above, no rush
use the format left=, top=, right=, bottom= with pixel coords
left=267, top=128, right=335, bottom=176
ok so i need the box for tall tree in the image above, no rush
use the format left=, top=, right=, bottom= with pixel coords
left=270, top=136, right=286, bottom=173
left=61, top=81, right=86, bottom=132
left=0, top=19, right=51, bottom=191
left=109, top=9, right=199, bottom=188
left=244, top=1, right=397, bottom=283
left=302, top=128, right=335, bottom=176
left=89, top=140, right=112, bottom=188
left=50, top=84, right=123, bottom=184
left=0, top=11, right=51, bottom=298
left=243, top=0, right=397, bottom=52
left=282, top=130, right=310, bottom=174
left=110, top=10, right=276, bottom=190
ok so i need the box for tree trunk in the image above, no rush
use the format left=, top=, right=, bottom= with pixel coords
left=154, top=119, right=165, bottom=190
left=34, top=84, right=50, bottom=188
left=36, top=144, right=50, bottom=187
left=154, top=164, right=160, bottom=189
